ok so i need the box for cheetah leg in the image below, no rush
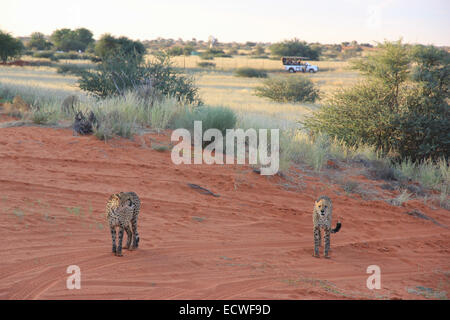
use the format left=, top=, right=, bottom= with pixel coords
left=124, top=225, right=132, bottom=250
left=110, top=227, right=117, bottom=254
left=324, top=227, right=331, bottom=258
left=318, top=229, right=322, bottom=247
left=313, top=226, right=320, bottom=258
left=131, top=218, right=139, bottom=249
left=116, top=227, right=124, bottom=256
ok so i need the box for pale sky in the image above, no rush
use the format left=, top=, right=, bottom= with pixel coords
left=1, top=0, right=449, bottom=45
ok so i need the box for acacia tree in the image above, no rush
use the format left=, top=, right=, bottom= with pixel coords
left=304, top=40, right=449, bottom=160
left=0, top=31, right=24, bottom=63
left=50, top=28, right=94, bottom=51
left=78, top=51, right=202, bottom=105
left=27, top=32, right=52, bottom=50
left=94, top=34, right=146, bottom=61
left=269, top=39, right=320, bottom=60
left=393, top=45, right=450, bottom=159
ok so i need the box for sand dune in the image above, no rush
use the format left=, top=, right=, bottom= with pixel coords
left=0, top=123, right=448, bottom=299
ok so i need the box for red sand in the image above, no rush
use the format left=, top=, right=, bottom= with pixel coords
left=0, top=124, right=449, bottom=299
left=0, top=60, right=30, bottom=67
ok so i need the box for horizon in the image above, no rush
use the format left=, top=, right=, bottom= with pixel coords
left=1, top=0, right=449, bottom=46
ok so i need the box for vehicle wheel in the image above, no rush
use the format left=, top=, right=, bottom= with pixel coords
left=289, top=68, right=295, bottom=73
left=309, top=69, right=315, bottom=73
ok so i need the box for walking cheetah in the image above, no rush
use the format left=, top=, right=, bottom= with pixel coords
left=312, top=195, right=341, bottom=258
left=106, top=192, right=141, bottom=256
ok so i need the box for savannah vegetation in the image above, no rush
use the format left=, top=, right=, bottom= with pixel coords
left=0, top=28, right=448, bottom=208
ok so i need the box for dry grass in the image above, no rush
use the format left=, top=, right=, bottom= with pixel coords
left=1, top=58, right=448, bottom=207
left=1, top=57, right=360, bottom=130
left=157, top=54, right=352, bottom=73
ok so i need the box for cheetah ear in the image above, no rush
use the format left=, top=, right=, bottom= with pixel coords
left=109, top=194, right=118, bottom=201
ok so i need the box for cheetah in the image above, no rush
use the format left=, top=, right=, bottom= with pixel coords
left=106, top=192, right=141, bottom=256
left=312, top=195, right=341, bottom=258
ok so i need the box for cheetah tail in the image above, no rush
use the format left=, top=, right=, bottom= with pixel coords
left=331, top=221, right=342, bottom=233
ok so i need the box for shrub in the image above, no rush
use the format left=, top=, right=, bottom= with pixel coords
left=254, top=76, right=319, bottom=103
left=54, top=52, right=81, bottom=60
left=94, top=34, right=145, bottom=61
left=27, top=32, right=52, bottom=51
left=32, top=51, right=55, bottom=59
left=174, top=105, right=237, bottom=137
left=234, top=67, right=267, bottom=78
left=147, top=99, right=181, bottom=130
left=51, top=28, right=94, bottom=52
left=304, top=41, right=449, bottom=161
left=0, top=31, right=24, bottom=63
left=279, top=131, right=329, bottom=172
left=200, top=48, right=231, bottom=60
left=341, top=180, right=360, bottom=194
left=197, top=62, right=216, bottom=68
left=200, top=54, right=214, bottom=60
left=31, top=109, right=57, bottom=125
left=250, top=55, right=269, bottom=59
left=368, top=159, right=397, bottom=181
left=78, top=51, right=202, bottom=105
left=269, top=39, right=320, bottom=60
left=56, top=64, right=94, bottom=76
left=94, top=109, right=135, bottom=140
left=167, top=46, right=183, bottom=56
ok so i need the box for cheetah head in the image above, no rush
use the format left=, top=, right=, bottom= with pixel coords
left=315, top=197, right=331, bottom=218
left=117, top=192, right=134, bottom=209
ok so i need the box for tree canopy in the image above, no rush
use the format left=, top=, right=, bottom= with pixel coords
left=50, top=28, right=94, bottom=52
left=304, top=40, right=449, bottom=160
left=269, top=39, right=320, bottom=60
left=94, top=34, right=146, bottom=61
left=0, top=31, right=24, bottom=63
left=27, top=32, right=52, bottom=50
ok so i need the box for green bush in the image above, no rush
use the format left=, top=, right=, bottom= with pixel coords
left=234, top=67, right=267, bottom=78
left=54, top=52, right=81, bottom=60
left=32, top=50, right=55, bottom=59
left=0, top=31, right=24, bottom=63
left=197, top=62, right=216, bottom=68
left=167, top=46, right=183, bottom=56
left=174, top=105, right=237, bottom=137
left=269, top=39, right=320, bottom=60
left=304, top=41, right=449, bottom=161
left=254, top=76, right=319, bottom=103
left=51, top=28, right=94, bottom=52
left=27, top=32, right=52, bottom=51
left=200, top=54, right=214, bottom=60
left=56, top=63, right=94, bottom=75
left=200, top=48, right=231, bottom=60
left=94, top=34, right=145, bottom=61
left=94, top=109, right=135, bottom=140
left=78, top=51, right=202, bottom=105
left=31, top=109, right=57, bottom=125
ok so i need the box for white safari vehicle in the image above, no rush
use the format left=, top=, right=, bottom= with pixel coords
left=282, top=56, right=319, bottom=73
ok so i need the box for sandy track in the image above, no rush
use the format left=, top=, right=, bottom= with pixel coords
left=0, top=125, right=449, bottom=299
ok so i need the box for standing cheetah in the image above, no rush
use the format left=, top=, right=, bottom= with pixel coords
left=312, top=195, right=341, bottom=258
left=106, top=192, right=141, bottom=256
